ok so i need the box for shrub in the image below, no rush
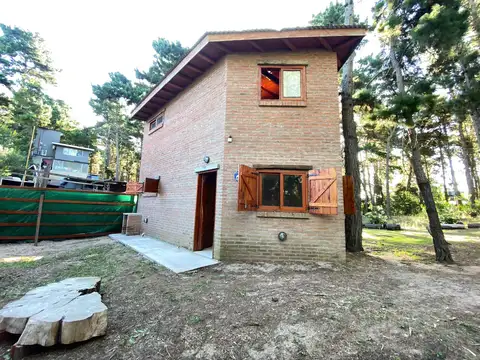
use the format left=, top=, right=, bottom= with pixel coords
left=436, top=201, right=464, bottom=224
left=391, top=189, right=423, bottom=216
left=364, top=206, right=388, bottom=224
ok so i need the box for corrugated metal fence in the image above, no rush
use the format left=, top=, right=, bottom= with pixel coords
left=0, top=186, right=136, bottom=242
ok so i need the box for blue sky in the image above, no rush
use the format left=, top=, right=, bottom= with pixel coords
left=1, top=0, right=377, bottom=127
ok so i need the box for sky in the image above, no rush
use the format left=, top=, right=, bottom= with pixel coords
left=1, top=0, right=377, bottom=127
left=0, top=0, right=468, bottom=192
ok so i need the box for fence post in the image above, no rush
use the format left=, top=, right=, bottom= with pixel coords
left=34, top=193, right=45, bottom=246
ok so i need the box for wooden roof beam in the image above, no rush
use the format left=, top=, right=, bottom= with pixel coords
left=333, top=37, right=360, bottom=52
left=160, top=88, right=177, bottom=97
left=197, top=52, right=215, bottom=65
left=249, top=40, right=264, bottom=52
left=186, top=63, right=203, bottom=73
left=150, top=98, right=166, bottom=106
left=317, top=37, right=332, bottom=51
left=212, top=42, right=232, bottom=53
left=176, top=73, right=194, bottom=82
left=282, top=39, right=297, bottom=51
left=166, top=82, right=183, bottom=91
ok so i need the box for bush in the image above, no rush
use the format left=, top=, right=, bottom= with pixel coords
left=391, top=189, right=423, bottom=216
left=436, top=201, right=464, bottom=224
left=364, top=206, right=388, bottom=224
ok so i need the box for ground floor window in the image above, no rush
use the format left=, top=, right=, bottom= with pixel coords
left=258, top=170, right=307, bottom=212
left=238, top=165, right=340, bottom=215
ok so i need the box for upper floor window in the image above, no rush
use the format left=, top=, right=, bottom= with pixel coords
left=63, top=148, right=82, bottom=157
left=260, top=66, right=306, bottom=101
left=149, top=111, right=165, bottom=133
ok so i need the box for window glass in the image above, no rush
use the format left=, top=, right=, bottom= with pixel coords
left=261, top=173, right=280, bottom=206
left=156, top=114, right=164, bottom=126
left=149, top=120, right=156, bottom=131
left=52, top=160, right=88, bottom=175
left=283, top=174, right=303, bottom=207
left=261, top=68, right=280, bottom=99
left=282, top=70, right=301, bottom=98
left=63, top=148, right=80, bottom=156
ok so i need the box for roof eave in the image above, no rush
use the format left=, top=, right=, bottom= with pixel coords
left=131, top=27, right=367, bottom=121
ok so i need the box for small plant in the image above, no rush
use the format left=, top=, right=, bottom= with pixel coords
left=127, top=328, right=149, bottom=346
left=364, top=206, right=388, bottom=224
left=187, top=315, right=203, bottom=325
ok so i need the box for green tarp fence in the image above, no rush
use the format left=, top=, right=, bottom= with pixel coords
left=0, top=186, right=137, bottom=241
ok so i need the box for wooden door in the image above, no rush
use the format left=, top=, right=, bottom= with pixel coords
left=194, top=171, right=217, bottom=251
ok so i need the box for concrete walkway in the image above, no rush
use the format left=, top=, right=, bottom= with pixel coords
left=109, top=234, right=219, bottom=273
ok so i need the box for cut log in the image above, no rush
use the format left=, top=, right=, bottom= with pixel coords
left=60, top=292, right=107, bottom=344
left=363, top=223, right=384, bottom=229
left=441, top=223, right=466, bottom=230
left=0, top=277, right=106, bottom=350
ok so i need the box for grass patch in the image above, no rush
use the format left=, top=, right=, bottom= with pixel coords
left=364, top=228, right=480, bottom=263
left=364, top=229, right=435, bottom=262
left=0, top=244, right=158, bottom=304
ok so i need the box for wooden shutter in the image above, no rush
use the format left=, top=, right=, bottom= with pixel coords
left=144, top=177, right=160, bottom=193
left=238, top=165, right=258, bottom=211
left=308, top=168, right=338, bottom=215
left=343, top=175, right=356, bottom=215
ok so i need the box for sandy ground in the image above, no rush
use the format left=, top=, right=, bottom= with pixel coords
left=0, top=237, right=479, bottom=360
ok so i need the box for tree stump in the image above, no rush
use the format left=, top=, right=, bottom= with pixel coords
left=0, top=277, right=107, bottom=358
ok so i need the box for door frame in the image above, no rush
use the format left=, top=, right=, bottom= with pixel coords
left=193, top=169, right=218, bottom=252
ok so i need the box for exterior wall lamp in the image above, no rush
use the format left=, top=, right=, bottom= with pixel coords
left=227, top=135, right=233, bottom=143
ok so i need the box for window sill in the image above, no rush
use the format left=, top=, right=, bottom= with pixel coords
left=259, top=100, right=306, bottom=107
left=257, top=212, right=309, bottom=219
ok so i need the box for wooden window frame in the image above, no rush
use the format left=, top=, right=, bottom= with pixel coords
left=258, top=169, right=308, bottom=213
left=148, top=110, right=165, bottom=134
left=259, top=65, right=307, bottom=103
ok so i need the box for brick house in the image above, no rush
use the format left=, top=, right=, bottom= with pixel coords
left=132, top=26, right=366, bottom=261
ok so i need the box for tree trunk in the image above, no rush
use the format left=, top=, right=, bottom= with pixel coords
left=115, top=128, right=120, bottom=181
left=461, top=62, right=480, bottom=148
left=342, top=0, right=363, bottom=252
left=373, top=163, right=384, bottom=206
left=468, top=0, right=480, bottom=43
left=389, top=36, right=452, bottom=262
left=406, top=163, right=413, bottom=191
left=442, top=124, right=459, bottom=198
left=439, top=145, right=449, bottom=201
left=105, top=127, right=111, bottom=179
left=361, top=162, right=370, bottom=212
left=458, top=118, right=476, bottom=205
left=367, top=163, right=375, bottom=206
left=410, top=129, right=453, bottom=262
left=385, top=126, right=396, bottom=218
left=471, top=153, right=480, bottom=201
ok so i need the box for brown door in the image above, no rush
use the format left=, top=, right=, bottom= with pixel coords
left=194, top=171, right=217, bottom=251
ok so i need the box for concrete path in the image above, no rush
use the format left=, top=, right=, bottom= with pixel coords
left=109, top=234, right=219, bottom=273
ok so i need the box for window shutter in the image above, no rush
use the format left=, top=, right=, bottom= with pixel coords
left=144, top=177, right=160, bottom=193
left=308, top=168, right=338, bottom=215
left=238, top=165, right=258, bottom=211
left=343, top=175, right=355, bottom=215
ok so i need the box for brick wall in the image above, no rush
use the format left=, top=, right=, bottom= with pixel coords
left=137, top=50, right=345, bottom=262
left=138, top=58, right=227, bottom=250
left=219, top=50, right=345, bottom=262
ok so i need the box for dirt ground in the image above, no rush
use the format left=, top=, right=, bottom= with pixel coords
left=1, top=233, right=479, bottom=360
